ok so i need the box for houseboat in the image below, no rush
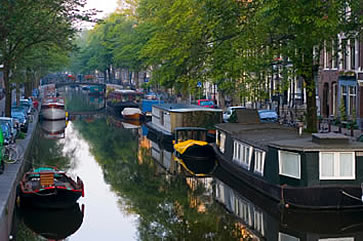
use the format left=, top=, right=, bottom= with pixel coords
left=88, top=85, right=105, bottom=96
left=106, top=89, right=142, bottom=115
left=215, top=172, right=363, bottom=241
left=41, top=97, right=66, bottom=120
left=146, top=103, right=222, bottom=144
left=214, top=109, right=363, bottom=209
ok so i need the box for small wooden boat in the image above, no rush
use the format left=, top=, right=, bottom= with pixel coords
left=173, top=127, right=215, bottom=161
left=121, top=107, right=143, bottom=120
left=19, top=167, right=84, bottom=208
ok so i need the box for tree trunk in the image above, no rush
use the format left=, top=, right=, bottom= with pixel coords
left=135, top=71, right=139, bottom=89
left=304, top=74, right=317, bottom=133
left=24, top=68, right=32, bottom=97
left=3, top=64, right=12, bottom=117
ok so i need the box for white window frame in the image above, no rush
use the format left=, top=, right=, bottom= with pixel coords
left=279, top=233, right=300, bottom=241
left=233, top=140, right=253, bottom=169
left=254, top=149, right=266, bottom=176
left=319, top=238, right=354, bottom=241
left=319, top=152, right=355, bottom=180
left=278, top=150, right=301, bottom=179
left=219, top=131, right=226, bottom=153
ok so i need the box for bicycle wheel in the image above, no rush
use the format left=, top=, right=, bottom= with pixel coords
left=0, top=160, right=4, bottom=174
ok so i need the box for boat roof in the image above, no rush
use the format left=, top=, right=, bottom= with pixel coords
left=154, top=103, right=222, bottom=113
left=216, top=123, right=363, bottom=152
left=111, top=89, right=142, bottom=94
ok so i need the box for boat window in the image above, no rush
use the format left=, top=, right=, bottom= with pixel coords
left=319, top=152, right=355, bottom=180
left=233, top=140, right=253, bottom=169
left=254, top=150, right=266, bottom=176
left=278, top=232, right=300, bottom=241
left=219, top=131, right=226, bottom=153
left=318, top=238, right=354, bottom=241
left=278, top=150, right=301, bottom=179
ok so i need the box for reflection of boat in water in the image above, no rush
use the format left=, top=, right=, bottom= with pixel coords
left=41, top=97, right=66, bottom=120
left=214, top=167, right=363, bottom=240
left=40, top=119, right=67, bottom=139
left=19, top=167, right=84, bottom=209
left=174, top=156, right=217, bottom=177
left=19, top=203, right=84, bottom=240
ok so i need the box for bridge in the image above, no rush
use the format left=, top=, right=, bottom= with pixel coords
left=54, top=82, right=106, bottom=88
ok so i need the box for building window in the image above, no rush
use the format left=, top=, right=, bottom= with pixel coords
left=279, top=232, right=300, bottom=241
left=341, top=85, right=356, bottom=116
left=216, top=130, right=226, bottom=153
left=233, top=140, right=253, bottom=169
left=319, top=152, right=355, bottom=180
left=278, top=150, right=301, bottom=179
left=254, top=149, right=266, bottom=176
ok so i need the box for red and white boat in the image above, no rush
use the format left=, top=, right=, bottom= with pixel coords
left=41, top=97, right=66, bottom=120
left=121, top=107, right=143, bottom=120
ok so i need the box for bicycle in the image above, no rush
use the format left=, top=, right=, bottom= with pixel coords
left=3, top=143, right=19, bottom=164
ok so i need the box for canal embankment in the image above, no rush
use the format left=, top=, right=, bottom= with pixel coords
left=0, top=112, right=39, bottom=240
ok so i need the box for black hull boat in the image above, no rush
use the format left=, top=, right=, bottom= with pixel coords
left=214, top=144, right=363, bottom=209
left=19, top=167, right=84, bottom=209
left=176, top=144, right=215, bottom=161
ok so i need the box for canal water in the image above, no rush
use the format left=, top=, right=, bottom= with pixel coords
left=11, top=87, right=363, bottom=240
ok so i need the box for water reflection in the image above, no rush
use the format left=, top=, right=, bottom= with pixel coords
left=40, top=119, right=67, bottom=139
left=63, top=86, right=105, bottom=112
left=19, top=204, right=84, bottom=240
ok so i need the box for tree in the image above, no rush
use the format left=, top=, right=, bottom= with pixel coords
left=0, top=0, right=95, bottom=116
left=248, top=0, right=362, bottom=132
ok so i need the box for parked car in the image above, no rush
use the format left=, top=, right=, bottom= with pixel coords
left=197, top=99, right=216, bottom=108
left=11, top=110, right=28, bottom=132
left=12, top=105, right=28, bottom=117
left=258, top=109, right=278, bottom=123
left=0, top=123, right=12, bottom=145
left=0, top=117, right=17, bottom=143
left=223, top=106, right=246, bottom=122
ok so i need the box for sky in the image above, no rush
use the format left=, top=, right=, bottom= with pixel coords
left=80, top=0, right=119, bottom=29
left=85, top=0, right=119, bottom=18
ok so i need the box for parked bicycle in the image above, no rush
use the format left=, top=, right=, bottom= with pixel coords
left=3, top=143, right=19, bottom=164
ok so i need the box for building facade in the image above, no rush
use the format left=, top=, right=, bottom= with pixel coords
left=318, top=35, right=363, bottom=127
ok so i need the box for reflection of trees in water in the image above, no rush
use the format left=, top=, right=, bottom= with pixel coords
left=30, top=127, right=73, bottom=170
left=62, top=87, right=104, bottom=112
left=74, top=118, right=246, bottom=240
left=14, top=220, right=43, bottom=241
